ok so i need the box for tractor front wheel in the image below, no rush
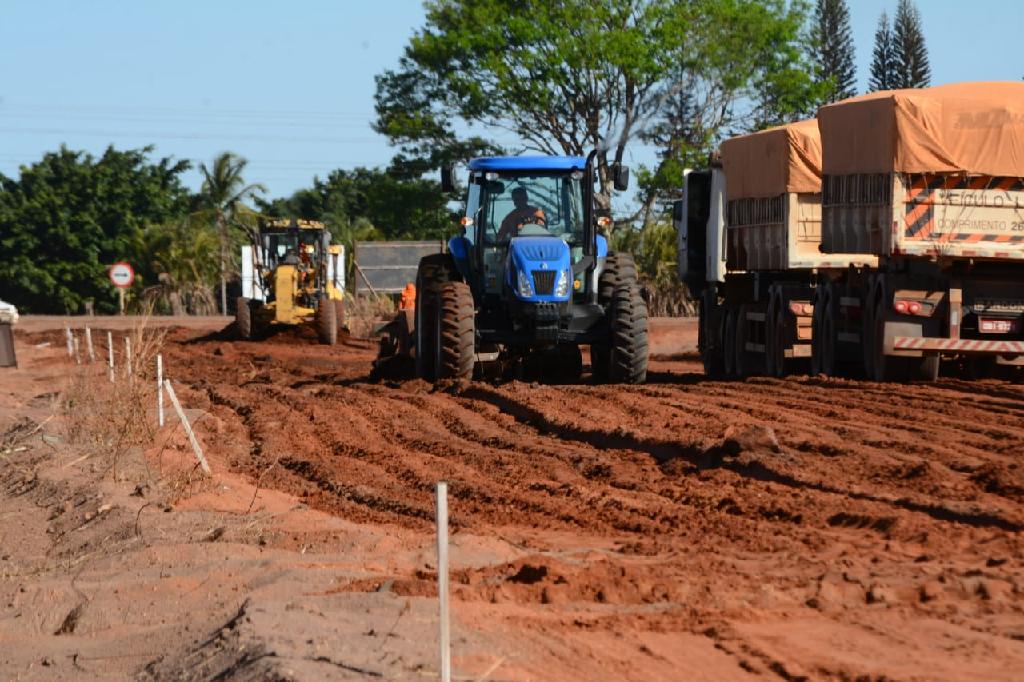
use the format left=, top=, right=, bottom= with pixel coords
left=435, top=282, right=475, bottom=380
left=317, top=295, right=338, bottom=345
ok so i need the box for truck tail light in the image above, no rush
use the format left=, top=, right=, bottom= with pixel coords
left=789, top=302, right=814, bottom=316
left=893, top=298, right=932, bottom=317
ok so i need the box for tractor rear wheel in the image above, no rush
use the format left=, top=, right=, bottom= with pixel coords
left=317, top=295, right=338, bottom=345
left=607, top=282, right=649, bottom=384
left=236, top=297, right=254, bottom=340
left=593, top=252, right=646, bottom=383
left=598, top=252, right=638, bottom=304
left=435, top=282, right=475, bottom=380
left=415, top=254, right=456, bottom=381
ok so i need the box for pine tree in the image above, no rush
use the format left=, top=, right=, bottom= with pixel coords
left=868, top=10, right=897, bottom=92
left=811, top=0, right=857, bottom=102
left=893, top=0, right=931, bottom=88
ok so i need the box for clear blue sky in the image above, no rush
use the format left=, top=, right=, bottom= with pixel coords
left=1, top=0, right=1021, bottom=200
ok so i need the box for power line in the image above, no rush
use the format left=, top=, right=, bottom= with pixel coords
left=0, top=126, right=386, bottom=144
left=0, top=101, right=377, bottom=121
left=0, top=112, right=375, bottom=130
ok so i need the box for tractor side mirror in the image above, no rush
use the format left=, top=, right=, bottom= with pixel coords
left=612, top=163, right=629, bottom=191
left=440, top=164, right=455, bottom=193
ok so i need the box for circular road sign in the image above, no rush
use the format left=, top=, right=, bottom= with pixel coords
left=109, top=262, right=135, bottom=289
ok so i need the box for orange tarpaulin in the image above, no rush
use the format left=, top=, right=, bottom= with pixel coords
left=818, top=81, right=1024, bottom=176
left=720, top=118, right=822, bottom=200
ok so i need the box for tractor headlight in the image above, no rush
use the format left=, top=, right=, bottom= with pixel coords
left=555, top=269, right=570, bottom=297
left=517, top=270, right=534, bottom=298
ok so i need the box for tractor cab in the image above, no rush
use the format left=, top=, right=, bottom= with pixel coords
left=445, top=156, right=624, bottom=342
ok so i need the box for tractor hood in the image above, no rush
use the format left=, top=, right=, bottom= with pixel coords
left=507, top=236, right=572, bottom=302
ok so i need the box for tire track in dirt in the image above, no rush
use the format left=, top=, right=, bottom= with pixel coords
left=160, top=328, right=1024, bottom=680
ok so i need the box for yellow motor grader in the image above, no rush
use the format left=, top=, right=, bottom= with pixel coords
left=236, top=218, right=346, bottom=344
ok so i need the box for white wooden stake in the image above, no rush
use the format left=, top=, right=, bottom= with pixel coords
left=72, top=334, right=81, bottom=365
left=124, top=337, right=132, bottom=377
left=157, top=354, right=165, bottom=427
left=107, top=331, right=115, bottom=382
left=85, top=326, right=95, bottom=363
left=64, top=326, right=74, bottom=358
left=164, top=379, right=210, bottom=474
left=436, top=481, right=451, bottom=682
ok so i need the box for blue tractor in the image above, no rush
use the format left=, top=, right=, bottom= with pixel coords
left=410, top=153, right=648, bottom=383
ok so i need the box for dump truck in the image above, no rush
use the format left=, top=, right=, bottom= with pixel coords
left=237, top=218, right=346, bottom=344
left=377, top=154, right=649, bottom=383
left=677, top=118, right=872, bottom=378
left=679, top=82, right=1024, bottom=381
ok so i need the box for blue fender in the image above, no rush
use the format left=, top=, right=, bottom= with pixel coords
left=447, top=235, right=471, bottom=279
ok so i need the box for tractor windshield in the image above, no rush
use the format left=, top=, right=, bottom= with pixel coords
left=475, top=172, right=585, bottom=246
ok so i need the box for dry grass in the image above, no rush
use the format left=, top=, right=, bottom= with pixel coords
left=345, top=292, right=396, bottom=339
left=61, top=310, right=169, bottom=479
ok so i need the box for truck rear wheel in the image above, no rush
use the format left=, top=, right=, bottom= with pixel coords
left=700, top=291, right=725, bottom=378
left=607, top=282, right=648, bottom=384
left=435, top=282, right=475, bottom=380
left=812, top=284, right=837, bottom=377
left=915, top=355, right=940, bottom=381
left=734, top=304, right=752, bottom=378
left=723, top=307, right=738, bottom=378
left=868, top=296, right=913, bottom=382
left=236, top=297, right=253, bottom=340
left=317, top=295, right=338, bottom=345
left=768, top=306, right=791, bottom=378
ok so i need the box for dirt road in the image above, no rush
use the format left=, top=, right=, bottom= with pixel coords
left=4, top=317, right=1024, bottom=680
left=157, top=318, right=1024, bottom=680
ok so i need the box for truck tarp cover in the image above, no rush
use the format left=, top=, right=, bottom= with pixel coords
left=720, top=118, right=821, bottom=200
left=818, top=81, right=1024, bottom=176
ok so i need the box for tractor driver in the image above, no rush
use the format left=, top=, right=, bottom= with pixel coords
left=497, top=187, right=546, bottom=242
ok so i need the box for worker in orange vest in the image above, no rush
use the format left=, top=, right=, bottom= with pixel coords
left=399, top=283, right=416, bottom=310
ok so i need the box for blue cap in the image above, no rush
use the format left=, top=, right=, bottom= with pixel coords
left=467, top=156, right=587, bottom=172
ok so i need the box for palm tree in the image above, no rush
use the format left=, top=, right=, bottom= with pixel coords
left=197, top=152, right=266, bottom=315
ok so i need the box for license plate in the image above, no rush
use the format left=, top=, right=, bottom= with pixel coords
left=979, top=317, right=1020, bottom=334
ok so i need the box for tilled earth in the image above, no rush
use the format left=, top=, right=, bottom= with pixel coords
left=153, top=321, right=1024, bottom=680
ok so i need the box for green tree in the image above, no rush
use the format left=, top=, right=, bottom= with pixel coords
left=259, top=167, right=452, bottom=241
left=868, top=11, right=897, bottom=91
left=633, top=0, right=821, bottom=226
left=0, top=146, right=190, bottom=314
left=258, top=167, right=452, bottom=285
left=378, top=0, right=821, bottom=232
left=133, top=218, right=220, bottom=315
left=197, top=152, right=266, bottom=315
left=810, top=0, right=856, bottom=103
left=893, top=0, right=930, bottom=88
